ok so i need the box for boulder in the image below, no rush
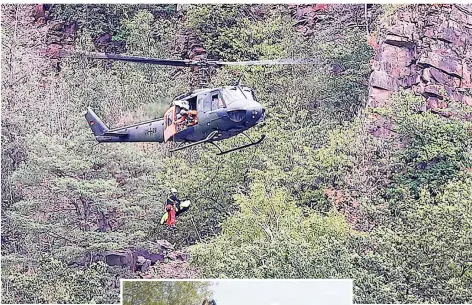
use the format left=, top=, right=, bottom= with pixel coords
left=462, top=63, right=472, bottom=88
left=386, top=22, right=416, bottom=38
left=136, top=256, right=152, bottom=273
left=67, top=240, right=175, bottom=272
left=463, top=95, right=472, bottom=106
left=135, top=248, right=165, bottom=264
left=167, top=250, right=190, bottom=262
left=399, top=73, right=420, bottom=88
left=48, top=21, right=65, bottom=32
left=101, top=250, right=136, bottom=270
left=451, top=5, right=472, bottom=26
left=155, top=239, right=174, bottom=250
left=422, top=84, right=443, bottom=97
left=369, top=87, right=392, bottom=107
left=377, top=44, right=415, bottom=76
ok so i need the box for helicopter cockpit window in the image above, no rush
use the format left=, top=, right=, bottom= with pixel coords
left=211, top=93, right=225, bottom=110
left=221, top=87, right=254, bottom=105
left=200, top=94, right=212, bottom=112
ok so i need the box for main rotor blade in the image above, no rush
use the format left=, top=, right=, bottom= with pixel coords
left=58, top=51, right=321, bottom=68
left=65, top=51, right=193, bottom=67
left=214, top=58, right=319, bottom=66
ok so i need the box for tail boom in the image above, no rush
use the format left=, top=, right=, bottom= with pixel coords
left=85, top=107, right=165, bottom=143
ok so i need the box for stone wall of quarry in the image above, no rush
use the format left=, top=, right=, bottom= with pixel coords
left=368, top=4, right=472, bottom=132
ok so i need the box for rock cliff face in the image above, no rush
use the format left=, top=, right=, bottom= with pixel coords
left=369, top=4, right=472, bottom=120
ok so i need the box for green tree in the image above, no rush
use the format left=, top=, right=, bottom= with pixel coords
left=353, top=172, right=472, bottom=303
left=122, top=281, right=214, bottom=305
left=2, top=257, right=124, bottom=303
left=190, top=183, right=355, bottom=278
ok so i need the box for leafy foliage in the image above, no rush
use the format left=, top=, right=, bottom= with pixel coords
left=190, top=183, right=355, bottom=278
left=2, top=257, right=122, bottom=303
left=352, top=172, right=472, bottom=303
left=122, top=281, right=213, bottom=305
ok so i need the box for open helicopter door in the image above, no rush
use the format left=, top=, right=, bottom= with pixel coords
left=164, top=106, right=177, bottom=142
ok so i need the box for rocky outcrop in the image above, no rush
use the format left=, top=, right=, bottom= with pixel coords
left=172, top=27, right=209, bottom=87
left=33, top=5, right=78, bottom=71
left=289, top=4, right=382, bottom=38
left=68, top=239, right=190, bottom=275
left=369, top=4, right=472, bottom=120
left=289, top=4, right=330, bottom=36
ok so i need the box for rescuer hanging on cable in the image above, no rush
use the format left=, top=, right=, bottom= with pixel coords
left=160, top=188, right=191, bottom=229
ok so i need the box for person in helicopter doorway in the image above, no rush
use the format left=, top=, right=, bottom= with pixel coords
left=174, top=100, right=199, bottom=127
left=177, top=109, right=198, bottom=127
left=175, top=100, right=190, bottom=126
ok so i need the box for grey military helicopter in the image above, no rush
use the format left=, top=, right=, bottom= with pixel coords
left=78, top=52, right=315, bottom=155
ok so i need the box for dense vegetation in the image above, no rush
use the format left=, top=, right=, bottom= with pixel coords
left=122, top=281, right=213, bottom=305
left=2, top=4, right=471, bottom=304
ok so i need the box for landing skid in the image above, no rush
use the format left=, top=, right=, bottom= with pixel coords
left=169, top=131, right=219, bottom=153
left=168, top=131, right=265, bottom=155
left=210, top=133, right=265, bottom=155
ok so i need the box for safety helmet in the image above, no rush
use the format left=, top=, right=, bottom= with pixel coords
left=174, top=100, right=189, bottom=110
left=171, top=188, right=178, bottom=194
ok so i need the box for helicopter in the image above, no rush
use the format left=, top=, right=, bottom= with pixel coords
left=75, top=52, right=316, bottom=155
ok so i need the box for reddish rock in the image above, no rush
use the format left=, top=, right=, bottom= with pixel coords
left=451, top=5, right=472, bottom=25
left=33, top=4, right=45, bottom=21
left=419, top=51, right=462, bottom=77
left=423, top=84, right=443, bottom=97
left=437, top=100, right=448, bottom=109
left=430, top=67, right=455, bottom=85
left=424, top=27, right=435, bottom=38
left=422, top=68, right=432, bottom=82
left=463, top=63, right=472, bottom=88
left=427, top=97, right=439, bottom=109
left=369, top=87, right=392, bottom=107
left=368, top=4, right=471, bottom=121
left=386, top=22, right=416, bottom=38
left=398, top=11, right=413, bottom=22
left=368, top=35, right=379, bottom=49
left=384, top=35, right=415, bottom=48
left=463, top=95, right=472, bottom=106
left=377, top=44, right=414, bottom=78
left=192, top=47, right=205, bottom=55
left=399, top=74, right=420, bottom=88
left=370, top=70, right=397, bottom=91
left=438, top=26, right=460, bottom=44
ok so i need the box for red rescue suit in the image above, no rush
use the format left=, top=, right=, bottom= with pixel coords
left=166, top=204, right=176, bottom=227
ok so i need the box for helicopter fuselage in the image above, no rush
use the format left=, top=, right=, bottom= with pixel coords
left=86, top=86, right=265, bottom=147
